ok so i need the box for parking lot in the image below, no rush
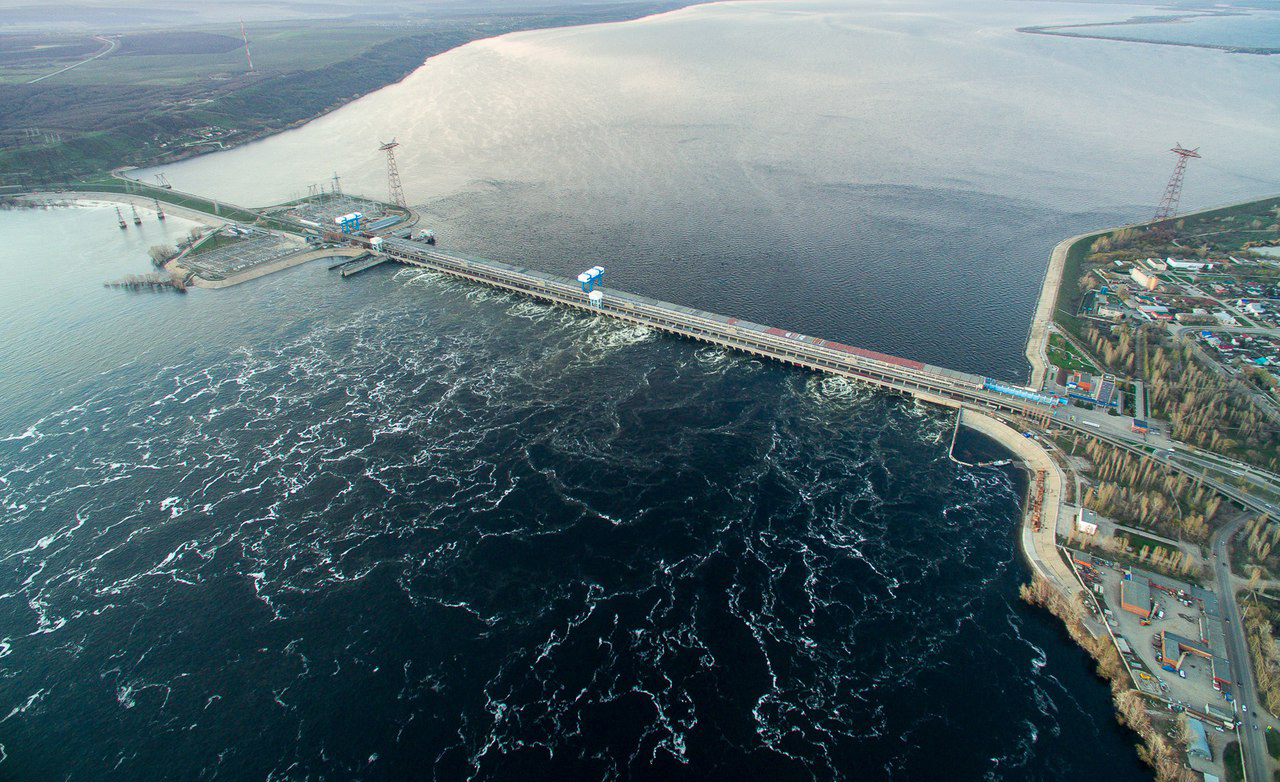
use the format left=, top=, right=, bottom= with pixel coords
left=1069, top=551, right=1239, bottom=776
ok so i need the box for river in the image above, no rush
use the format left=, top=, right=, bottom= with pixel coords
left=3, top=0, right=1279, bottom=778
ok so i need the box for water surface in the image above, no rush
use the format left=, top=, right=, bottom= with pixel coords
left=7, top=0, right=1280, bottom=777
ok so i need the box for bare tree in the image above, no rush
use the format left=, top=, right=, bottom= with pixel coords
left=148, top=244, right=177, bottom=268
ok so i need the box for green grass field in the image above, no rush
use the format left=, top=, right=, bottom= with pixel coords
left=1047, top=333, right=1099, bottom=374
left=1114, top=529, right=1180, bottom=563
left=1052, top=229, right=1108, bottom=346
left=2, top=25, right=412, bottom=87
left=186, top=230, right=244, bottom=256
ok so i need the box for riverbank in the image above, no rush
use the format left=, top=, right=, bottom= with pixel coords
left=15, top=191, right=228, bottom=229
left=1025, top=192, right=1280, bottom=392
left=958, top=413, right=1211, bottom=780
left=959, top=410, right=1076, bottom=594
left=1025, top=229, right=1097, bottom=389
left=15, top=192, right=373, bottom=288
left=0, top=2, right=708, bottom=182
left=1014, top=195, right=1280, bottom=781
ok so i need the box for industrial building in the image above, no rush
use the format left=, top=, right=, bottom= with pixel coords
left=1094, top=374, right=1117, bottom=407
left=1120, top=576, right=1153, bottom=619
left=1187, top=719, right=1212, bottom=760
left=1156, top=629, right=1233, bottom=691
left=1206, top=704, right=1235, bottom=730
left=1158, top=630, right=1212, bottom=668
left=1075, top=507, right=1099, bottom=536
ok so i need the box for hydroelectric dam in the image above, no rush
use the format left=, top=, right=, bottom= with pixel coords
left=367, top=236, right=1063, bottom=419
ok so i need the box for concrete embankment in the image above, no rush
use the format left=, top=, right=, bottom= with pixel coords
left=17, top=191, right=230, bottom=229
left=179, top=247, right=367, bottom=289
left=959, top=410, right=1077, bottom=596
left=1025, top=230, right=1094, bottom=389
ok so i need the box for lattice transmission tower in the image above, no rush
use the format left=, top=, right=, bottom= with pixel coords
left=1153, top=144, right=1200, bottom=221
left=379, top=140, right=407, bottom=208
left=240, top=20, right=255, bottom=74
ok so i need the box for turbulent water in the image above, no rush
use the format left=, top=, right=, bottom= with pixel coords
left=4, top=0, right=1280, bottom=779
left=0, top=204, right=1144, bottom=781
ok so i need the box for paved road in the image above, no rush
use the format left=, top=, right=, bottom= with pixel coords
left=27, top=34, right=117, bottom=84
left=1211, top=514, right=1272, bottom=782
left=1055, top=420, right=1280, bottom=521
left=1171, top=325, right=1280, bottom=338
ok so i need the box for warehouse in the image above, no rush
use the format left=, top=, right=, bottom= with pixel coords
left=1120, top=577, right=1153, bottom=619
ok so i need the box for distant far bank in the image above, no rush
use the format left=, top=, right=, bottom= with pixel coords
left=0, top=1, right=708, bottom=186
left=1019, top=9, right=1280, bottom=56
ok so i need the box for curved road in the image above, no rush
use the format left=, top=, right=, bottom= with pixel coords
left=27, top=35, right=118, bottom=85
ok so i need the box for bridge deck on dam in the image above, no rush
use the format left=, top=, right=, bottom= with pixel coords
left=379, top=238, right=1050, bottom=416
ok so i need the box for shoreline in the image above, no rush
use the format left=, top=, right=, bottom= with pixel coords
left=2, top=1, right=712, bottom=181
left=178, top=247, right=367, bottom=289
left=1025, top=229, right=1096, bottom=389
left=15, top=191, right=230, bottom=229
left=1023, top=190, right=1280, bottom=391
left=958, top=410, right=1075, bottom=593
left=14, top=192, right=371, bottom=288
left=1010, top=191, right=1280, bottom=781
left=1018, top=26, right=1280, bottom=56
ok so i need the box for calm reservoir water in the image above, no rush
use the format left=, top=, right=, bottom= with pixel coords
left=4, top=0, right=1280, bottom=779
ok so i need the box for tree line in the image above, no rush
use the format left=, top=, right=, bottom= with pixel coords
left=1077, top=437, right=1220, bottom=543
left=1020, top=577, right=1198, bottom=782
left=1083, top=323, right=1278, bottom=471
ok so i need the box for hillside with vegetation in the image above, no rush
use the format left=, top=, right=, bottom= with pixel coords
left=0, top=2, right=695, bottom=182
